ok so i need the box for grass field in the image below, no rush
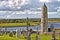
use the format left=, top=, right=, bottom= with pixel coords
left=0, top=33, right=60, bottom=40
left=0, top=22, right=39, bottom=27
left=0, top=20, right=60, bottom=27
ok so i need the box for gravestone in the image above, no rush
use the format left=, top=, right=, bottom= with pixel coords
left=23, top=30, right=31, bottom=40
left=36, top=27, right=40, bottom=40
left=36, top=32, right=40, bottom=40
left=9, top=31, right=13, bottom=37
left=51, top=31, right=56, bottom=40
left=2, top=30, right=5, bottom=35
left=16, top=29, right=20, bottom=38
left=0, top=29, right=5, bottom=36
left=30, top=29, right=32, bottom=33
left=27, top=31, right=31, bottom=40
left=13, top=31, right=16, bottom=35
left=48, top=28, right=51, bottom=32
left=0, top=28, right=2, bottom=36
left=5, top=28, right=7, bottom=34
left=59, top=32, right=60, bottom=38
left=50, top=24, right=54, bottom=32
left=24, top=32, right=27, bottom=38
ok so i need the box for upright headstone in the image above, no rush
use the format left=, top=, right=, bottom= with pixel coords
left=27, top=31, right=31, bottom=40
left=0, top=28, right=2, bottom=36
left=36, top=27, right=40, bottom=40
left=30, top=29, right=32, bottom=34
left=51, top=31, right=56, bottom=40
left=5, top=28, right=7, bottom=34
left=59, top=32, right=60, bottom=38
left=16, top=29, right=20, bottom=38
left=50, top=24, right=54, bottom=32
left=9, top=31, right=13, bottom=37
left=23, top=30, right=27, bottom=39
left=2, top=29, right=5, bottom=35
left=36, top=32, right=40, bottom=40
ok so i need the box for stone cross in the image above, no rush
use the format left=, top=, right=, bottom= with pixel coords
left=16, top=29, right=20, bottom=38
left=51, top=31, right=56, bottom=40
left=27, top=31, right=31, bottom=40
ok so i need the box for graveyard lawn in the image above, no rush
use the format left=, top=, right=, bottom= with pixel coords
left=0, top=34, right=60, bottom=40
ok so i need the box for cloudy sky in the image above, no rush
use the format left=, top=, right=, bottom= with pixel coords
left=0, top=0, right=59, bottom=19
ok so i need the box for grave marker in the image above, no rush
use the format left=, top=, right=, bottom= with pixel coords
left=51, top=31, right=56, bottom=40
left=9, top=31, right=13, bottom=37
left=59, top=32, right=60, bottom=38
left=36, top=32, right=40, bottom=40
left=50, top=24, right=54, bottom=32
left=16, top=29, right=20, bottom=38
left=27, top=31, right=31, bottom=40
left=36, top=27, right=40, bottom=40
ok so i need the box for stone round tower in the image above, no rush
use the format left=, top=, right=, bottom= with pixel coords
left=41, top=3, right=48, bottom=34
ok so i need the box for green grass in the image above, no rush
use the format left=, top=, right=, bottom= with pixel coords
left=0, top=21, right=60, bottom=27
left=0, top=23, right=27, bottom=27
left=0, top=22, right=39, bottom=27
left=0, top=34, right=18, bottom=40
left=0, top=33, right=60, bottom=40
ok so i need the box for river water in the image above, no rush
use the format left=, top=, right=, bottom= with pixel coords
left=0, top=22, right=60, bottom=31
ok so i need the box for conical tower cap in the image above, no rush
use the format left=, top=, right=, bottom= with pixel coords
left=42, top=3, right=47, bottom=8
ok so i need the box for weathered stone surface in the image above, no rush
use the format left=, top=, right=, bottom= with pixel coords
left=36, top=32, right=40, bottom=40
left=41, top=3, right=48, bottom=34
left=16, top=29, right=20, bottom=38
left=51, top=31, right=56, bottom=40
left=50, top=24, right=54, bottom=32
left=27, top=32, right=31, bottom=40
left=9, top=31, right=13, bottom=37
left=59, top=32, right=60, bottom=38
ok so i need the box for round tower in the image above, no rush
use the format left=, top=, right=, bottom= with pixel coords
left=41, top=3, right=48, bottom=34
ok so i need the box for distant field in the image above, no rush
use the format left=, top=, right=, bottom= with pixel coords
left=0, top=22, right=38, bottom=27
left=0, top=23, right=27, bottom=27
left=0, top=18, right=60, bottom=27
left=0, top=21, right=60, bottom=27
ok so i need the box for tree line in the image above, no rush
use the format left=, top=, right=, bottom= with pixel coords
left=0, top=19, right=26, bottom=23
left=0, top=19, right=40, bottom=23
